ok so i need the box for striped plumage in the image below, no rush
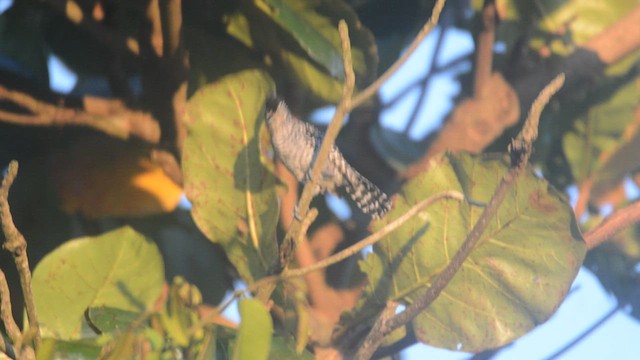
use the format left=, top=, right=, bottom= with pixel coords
left=265, top=98, right=391, bottom=219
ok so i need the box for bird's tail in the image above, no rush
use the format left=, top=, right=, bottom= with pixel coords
left=342, top=166, right=392, bottom=219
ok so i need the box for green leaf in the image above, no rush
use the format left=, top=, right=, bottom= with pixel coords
left=269, top=336, right=314, bottom=360
left=280, top=50, right=343, bottom=103
left=224, top=12, right=342, bottom=103
left=182, top=69, right=279, bottom=283
left=37, top=337, right=109, bottom=360
left=233, top=298, right=273, bottom=360
left=85, top=307, right=140, bottom=334
left=256, top=0, right=376, bottom=81
left=538, top=0, right=636, bottom=45
left=563, top=77, right=640, bottom=186
left=159, top=276, right=203, bottom=347
left=32, top=226, right=164, bottom=340
left=357, top=153, right=586, bottom=352
left=257, top=0, right=345, bottom=79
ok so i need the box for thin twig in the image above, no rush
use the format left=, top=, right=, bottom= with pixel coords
left=584, top=199, right=640, bottom=250
left=350, top=0, right=446, bottom=110
left=0, top=86, right=160, bottom=143
left=295, top=208, right=319, bottom=248
left=278, top=20, right=356, bottom=269
left=146, top=0, right=164, bottom=57
left=0, top=161, right=40, bottom=349
left=354, top=74, right=566, bottom=360
left=213, top=190, right=460, bottom=327
left=217, top=190, right=462, bottom=322
left=160, top=0, right=183, bottom=56
left=0, top=269, right=20, bottom=347
left=282, top=191, right=464, bottom=279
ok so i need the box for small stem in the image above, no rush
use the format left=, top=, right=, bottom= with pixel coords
left=350, top=0, right=446, bottom=110
left=282, top=191, right=464, bottom=279
left=295, top=208, right=318, bottom=248
left=278, top=20, right=356, bottom=270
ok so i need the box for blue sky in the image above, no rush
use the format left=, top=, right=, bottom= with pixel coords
left=300, top=20, right=640, bottom=360
left=373, top=22, right=640, bottom=360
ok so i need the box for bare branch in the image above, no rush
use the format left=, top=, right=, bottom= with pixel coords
left=282, top=191, right=464, bottom=279
left=0, top=85, right=161, bottom=143
left=474, top=0, right=497, bottom=97
left=278, top=20, right=356, bottom=270
left=0, top=161, right=40, bottom=349
left=584, top=199, right=640, bottom=250
left=584, top=5, right=640, bottom=64
left=0, top=269, right=21, bottom=347
left=146, top=0, right=164, bottom=57
left=350, top=0, right=446, bottom=110
left=160, top=0, right=183, bottom=56
left=354, top=74, right=566, bottom=360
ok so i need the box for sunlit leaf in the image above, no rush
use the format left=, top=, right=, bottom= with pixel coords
left=233, top=298, right=273, bottom=360
left=32, top=226, right=164, bottom=340
left=37, top=336, right=110, bottom=360
left=356, top=153, right=585, bottom=352
left=182, top=69, right=279, bottom=283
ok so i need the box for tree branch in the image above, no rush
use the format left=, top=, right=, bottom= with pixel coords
left=584, top=5, right=640, bottom=65
left=583, top=199, right=640, bottom=250
left=350, top=0, right=446, bottom=110
left=151, top=0, right=188, bottom=152
left=0, top=269, right=21, bottom=349
left=160, top=0, right=183, bottom=57
left=0, top=161, right=39, bottom=349
left=474, top=0, right=497, bottom=97
left=403, top=5, right=640, bottom=180
left=354, top=74, right=566, bottom=360
left=0, top=85, right=161, bottom=143
left=282, top=191, right=463, bottom=279
left=278, top=20, right=355, bottom=270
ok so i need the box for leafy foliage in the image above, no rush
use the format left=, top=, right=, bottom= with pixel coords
left=233, top=298, right=273, bottom=360
left=0, top=0, right=638, bottom=359
left=32, top=226, right=164, bottom=340
left=358, top=153, right=585, bottom=351
left=182, top=69, right=279, bottom=283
